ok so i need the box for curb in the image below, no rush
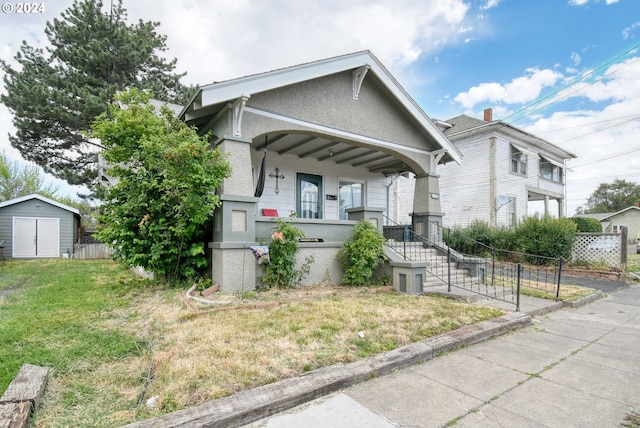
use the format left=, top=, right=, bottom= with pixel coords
left=0, top=364, right=49, bottom=428
left=122, top=312, right=531, bottom=428
left=562, top=290, right=604, bottom=309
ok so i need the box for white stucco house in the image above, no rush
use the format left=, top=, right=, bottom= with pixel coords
left=174, top=51, right=463, bottom=292
left=394, top=108, right=576, bottom=228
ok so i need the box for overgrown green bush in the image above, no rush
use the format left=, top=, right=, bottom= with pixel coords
left=444, top=220, right=492, bottom=254
left=515, top=216, right=577, bottom=262
left=337, top=221, right=387, bottom=286
left=570, top=216, right=603, bottom=232
left=261, top=219, right=314, bottom=289
left=444, top=220, right=517, bottom=256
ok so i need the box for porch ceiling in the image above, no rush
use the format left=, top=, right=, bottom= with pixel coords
left=254, top=132, right=414, bottom=176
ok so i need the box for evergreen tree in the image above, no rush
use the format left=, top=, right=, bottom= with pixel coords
left=0, top=0, right=195, bottom=192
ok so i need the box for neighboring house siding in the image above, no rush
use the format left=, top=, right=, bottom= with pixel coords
left=440, top=138, right=492, bottom=227
left=603, top=208, right=640, bottom=240
left=0, top=199, right=77, bottom=259
left=496, top=137, right=530, bottom=226
left=393, top=120, right=573, bottom=229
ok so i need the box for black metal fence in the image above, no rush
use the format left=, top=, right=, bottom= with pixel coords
left=383, top=218, right=565, bottom=310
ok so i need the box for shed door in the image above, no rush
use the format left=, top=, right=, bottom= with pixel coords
left=13, top=217, right=60, bottom=257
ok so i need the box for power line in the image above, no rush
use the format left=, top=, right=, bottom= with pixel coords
left=559, top=115, right=640, bottom=144
left=535, top=114, right=640, bottom=135
left=499, top=42, right=640, bottom=124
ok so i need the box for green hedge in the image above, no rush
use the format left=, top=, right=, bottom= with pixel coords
left=445, top=217, right=577, bottom=263
left=570, top=217, right=602, bottom=232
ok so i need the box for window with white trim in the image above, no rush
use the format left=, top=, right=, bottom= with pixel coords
left=539, top=157, right=564, bottom=183
left=613, top=224, right=625, bottom=234
left=507, top=196, right=517, bottom=228
left=339, top=180, right=363, bottom=220
left=510, top=145, right=527, bottom=176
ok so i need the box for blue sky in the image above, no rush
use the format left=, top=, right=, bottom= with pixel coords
left=1, top=0, right=639, bottom=215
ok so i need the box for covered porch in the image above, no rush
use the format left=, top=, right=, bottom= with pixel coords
left=179, top=51, right=461, bottom=292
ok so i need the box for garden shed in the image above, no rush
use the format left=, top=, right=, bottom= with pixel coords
left=0, top=194, right=81, bottom=259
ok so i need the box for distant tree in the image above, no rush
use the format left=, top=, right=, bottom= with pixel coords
left=91, top=89, right=231, bottom=283
left=584, top=179, right=640, bottom=213
left=0, top=0, right=195, bottom=194
left=0, top=152, right=58, bottom=201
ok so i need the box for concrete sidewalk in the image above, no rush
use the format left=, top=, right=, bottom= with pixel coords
left=246, top=285, right=640, bottom=428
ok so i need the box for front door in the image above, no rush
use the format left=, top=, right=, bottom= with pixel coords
left=296, top=173, right=323, bottom=219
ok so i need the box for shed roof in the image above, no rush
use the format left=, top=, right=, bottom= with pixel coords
left=0, top=194, right=81, bottom=216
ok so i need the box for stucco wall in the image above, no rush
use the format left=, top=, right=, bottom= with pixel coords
left=243, top=72, right=437, bottom=152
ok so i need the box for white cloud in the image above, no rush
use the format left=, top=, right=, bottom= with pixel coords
left=622, top=22, right=640, bottom=40
left=524, top=57, right=640, bottom=214
left=118, top=0, right=472, bottom=85
left=454, top=68, right=563, bottom=108
left=571, top=51, right=581, bottom=66
left=481, top=0, right=502, bottom=10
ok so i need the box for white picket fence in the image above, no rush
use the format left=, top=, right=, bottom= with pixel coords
left=73, top=243, right=114, bottom=260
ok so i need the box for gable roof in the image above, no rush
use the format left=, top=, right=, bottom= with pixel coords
left=0, top=193, right=81, bottom=216
left=597, top=206, right=640, bottom=220
left=180, top=51, right=462, bottom=164
left=439, top=114, right=576, bottom=161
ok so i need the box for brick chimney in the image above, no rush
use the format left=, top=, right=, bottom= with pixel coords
left=483, top=108, right=493, bottom=122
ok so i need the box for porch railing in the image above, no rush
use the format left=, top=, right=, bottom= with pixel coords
left=383, top=218, right=565, bottom=310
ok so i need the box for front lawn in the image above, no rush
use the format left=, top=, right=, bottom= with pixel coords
left=0, top=259, right=504, bottom=427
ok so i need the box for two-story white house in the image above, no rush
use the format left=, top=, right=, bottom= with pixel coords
left=393, top=108, right=576, bottom=228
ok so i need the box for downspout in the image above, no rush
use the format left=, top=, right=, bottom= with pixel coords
left=489, top=137, right=497, bottom=227
left=386, top=174, right=399, bottom=224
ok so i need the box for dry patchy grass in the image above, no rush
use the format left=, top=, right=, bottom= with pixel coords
left=493, top=274, right=598, bottom=303
left=30, top=280, right=503, bottom=426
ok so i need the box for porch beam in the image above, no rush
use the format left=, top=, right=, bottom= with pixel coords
left=335, top=150, right=376, bottom=164
left=277, top=136, right=316, bottom=155
left=298, top=142, right=338, bottom=158
left=369, top=160, right=407, bottom=173
left=317, top=146, right=357, bottom=161
left=254, top=133, right=287, bottom=151
left=352, top=153, right=390, bottom=167
left=197, top=105, right=227, bottom=137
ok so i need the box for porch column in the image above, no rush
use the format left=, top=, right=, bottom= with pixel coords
left=558, top=198, right=565, bottom=218
left=346, top=206, right=384, bottom=231
left=210, top=136, right=259, bottom=293
left=411, top=173, right=444, bottom=244
left=544, top=195, right=549, bottom=217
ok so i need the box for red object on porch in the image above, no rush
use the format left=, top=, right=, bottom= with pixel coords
left=262, top=209, right=278, bottom=217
